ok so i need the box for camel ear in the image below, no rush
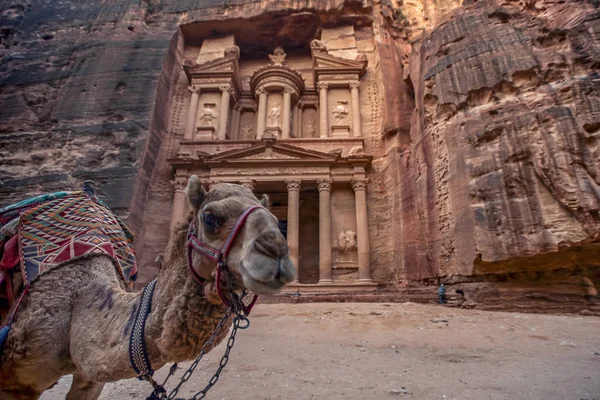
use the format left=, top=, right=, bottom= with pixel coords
left=186, top=175, right=207, bottom=209
left=260, top=194, right=270, bottom=209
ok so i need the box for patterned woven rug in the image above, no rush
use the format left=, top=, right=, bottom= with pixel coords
left=16, top=193, right=137, bottom=285
left=0, top=191, right=137, bottom=347
left=0, top=191, right=137, bottom=289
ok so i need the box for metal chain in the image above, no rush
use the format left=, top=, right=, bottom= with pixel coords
left=144, top=294, right=252, bottom=400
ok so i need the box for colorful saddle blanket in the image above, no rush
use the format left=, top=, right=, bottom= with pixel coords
left=0, top=191, right=137, bottom=317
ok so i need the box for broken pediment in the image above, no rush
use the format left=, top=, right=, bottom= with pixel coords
left=183, top=46, right=242, bottom=92
left=311, top=48, right=367, bottom=82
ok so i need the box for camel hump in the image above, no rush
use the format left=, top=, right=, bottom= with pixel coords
left=0, top=191, right=137, bottom=319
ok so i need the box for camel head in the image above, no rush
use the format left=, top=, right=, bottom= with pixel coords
left=186, top=175, right=295, bottom=295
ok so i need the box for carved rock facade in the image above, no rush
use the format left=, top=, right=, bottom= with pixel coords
left=0, top=0, right=598, bottom=311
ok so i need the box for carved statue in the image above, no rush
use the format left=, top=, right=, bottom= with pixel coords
left=268, top=46, right=287, bottom=66
left=310, top=39, right=328, bottom=53
left=267, top=104, right=281, bottom=127
left=199, top=103, right=218, bottom=126
left=241, top=123, right=254, bottom=139
left=347, top=145, right=364, bottom=156
left=224, top=45, right=240, bottom=58
left=305, top=116, right=316, bottom=137
left=335, top=230, right=357, bottom=255
left=331, top=102, right=349, bottom=123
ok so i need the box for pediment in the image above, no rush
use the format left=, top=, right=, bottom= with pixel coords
left=183, top=54, right=242, bottom=90
left=201, top=143, right=338, bottom=165
left=312, top=51, right=368, bottom=74
left=187, top=56, right=238, bottom=73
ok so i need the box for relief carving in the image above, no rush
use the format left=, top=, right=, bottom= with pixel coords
left=305, top=116, right=316, bottom=138
left=347, top=145, right=364, bottom=156
left=310, top=39, right=328, bottom=53
left=223, top=45, right=240, bottom=58
left=268, top=46, right=287, bottom=66
left=200, top=103, right=218, bottom=126
left=212, top=167, right=327, bottom=176
left=267, top=104, right=281, bottom=127
left=241, top=152, right=300, bottom=160
left=335, top=230, right=357, bottom=255
left=333, top=230, right=358, bottom=266
left=240, top=123, right=254, bottom=139
left=331, top=101, right=349, bottom=123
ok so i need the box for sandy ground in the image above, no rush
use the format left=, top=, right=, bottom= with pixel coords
left=40, top=303, right=600, bottom=400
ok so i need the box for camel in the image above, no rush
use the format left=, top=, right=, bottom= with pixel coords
left=0, top=176, right=295, bottom=399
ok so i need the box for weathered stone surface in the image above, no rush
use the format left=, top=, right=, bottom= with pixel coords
left=0, top=0, right=598, bottom=310
left=399, top=1, right=600, bottom=288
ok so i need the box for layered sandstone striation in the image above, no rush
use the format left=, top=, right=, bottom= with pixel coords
left=0, top=0, right=598, bottom=311
left=392, top=0, right=600, bottom=305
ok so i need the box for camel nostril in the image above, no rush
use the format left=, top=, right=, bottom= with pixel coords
left=254, top=231, right=288, bottom=259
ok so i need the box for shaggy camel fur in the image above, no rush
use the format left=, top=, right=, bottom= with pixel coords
left=0, top=176, right=295, bottom=399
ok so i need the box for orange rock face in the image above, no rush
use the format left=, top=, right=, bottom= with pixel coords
left=397, top=0, right=600, bottom=280
left=0, top=0, right=598, bottom=310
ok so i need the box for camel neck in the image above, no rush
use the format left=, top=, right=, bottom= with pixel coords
left=142, top=224, right=230, bottom=366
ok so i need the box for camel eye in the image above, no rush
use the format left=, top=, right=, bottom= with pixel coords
left=202, top=212, right=219, bottom=229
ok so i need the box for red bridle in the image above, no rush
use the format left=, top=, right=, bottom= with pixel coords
left=187, top=205, right=263, bottom=315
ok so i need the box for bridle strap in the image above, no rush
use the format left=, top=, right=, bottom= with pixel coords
left=187, top=205, right=263, bottom=314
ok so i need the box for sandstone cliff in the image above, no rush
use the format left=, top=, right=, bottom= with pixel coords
left=0, top=0, right=598, bottom=311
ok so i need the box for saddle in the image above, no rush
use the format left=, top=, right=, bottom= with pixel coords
left=0, top=187, right=137, bottom=339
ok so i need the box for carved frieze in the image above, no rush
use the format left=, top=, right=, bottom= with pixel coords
left=239, top=179, right=256, bottom=191
left=212, top=167, right=328, bottom=176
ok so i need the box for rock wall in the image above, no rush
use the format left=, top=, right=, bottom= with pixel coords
left=0, top=0, right=599, bottom=310
left=397, top=0, right=600, bottom=302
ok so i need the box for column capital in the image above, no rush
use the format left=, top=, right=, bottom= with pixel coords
left=239, top=179, right=256, bottom=191
left=285, top=179, right=301, bottom=191
left=349, top=81, right=361, bottom=89
left=351, top=178, right=368, bottom=192
left=188, top=85, right=201, bottom=94
left=283, top=87, right=295, bottom=95
left=170, top=180, right=186, bottom=192
left=256, top=87, right=267, bottom=95
left=317, top=82, right=329, bottom=90
left=219, top=84, right=233, bottom=94
left=317, top=179, right=332, bottom=192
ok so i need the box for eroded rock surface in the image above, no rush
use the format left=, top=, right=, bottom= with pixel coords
left=0, top=0, right=598, bottom=311
left=398, top=0, right=600, bottom=290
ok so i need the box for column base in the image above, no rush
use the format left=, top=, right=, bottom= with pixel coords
left=318, top=279, right=334, bottom=284
left=356, top=278, right=374, bottom=283
left=282, top=281, right=378, bottom=293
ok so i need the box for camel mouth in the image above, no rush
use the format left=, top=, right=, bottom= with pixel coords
left=239, top=258, right=295, bottom=295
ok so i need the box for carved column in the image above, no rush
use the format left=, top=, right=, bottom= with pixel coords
left=256, top=88, right=267, bottom=139
left=170, top=180, right=187, bottom=235
left=317, top=179, right=333, bottom=283
left=239, top=179, right=256, bottom=192
left=285, top=180, right=301, bottom=282
left=292, top=103, right=299, bottom=138
left=282, top=88, right=292, bottom=139
left=317, top=82, right=329, bottom=138
left=352, top=179, right=372, bottom=282
left=231, top=105, right=242, bottom=140
left=184, top=85, right=201, bottom=140
left=298, top=106, right=304, bottom=137
left=217, top=85, right=232, bottom=140
left=350, top=81, right=362, bottom=137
